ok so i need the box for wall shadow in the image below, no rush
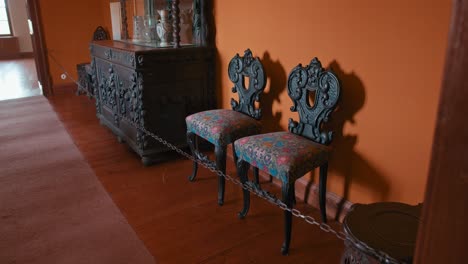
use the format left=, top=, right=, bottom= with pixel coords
left=329, top=61, right=390, bottom=220
left=303, top=60, right=390, bottom=221
left=259, top=51, right=287, bottom=133
left=214, top=48, right=223, bottom=108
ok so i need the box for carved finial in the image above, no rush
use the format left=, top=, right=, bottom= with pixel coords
left=243, top=49, right=253, bottom=66
left=310, top=57, right=320, bottom=65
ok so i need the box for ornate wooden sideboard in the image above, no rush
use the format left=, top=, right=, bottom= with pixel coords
left=90, top=40, right=215, bottom=165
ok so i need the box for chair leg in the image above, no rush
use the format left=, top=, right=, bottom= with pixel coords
left=319, top=162, right=328, bottom=223
left=232, top=143, right=239, bottom=166
left=187, top=132, right=198, bottom=182
left=237, top=159, right=251, bottom=219
left=253, top=167, right=260, bottom=188
left=215, top=145, right=227, bottom=206
left=281, top=182, right=295, bottom=255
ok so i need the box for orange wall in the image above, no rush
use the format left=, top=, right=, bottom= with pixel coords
left=38, top=0, right=451, bottom=204
left=40, top=0, right=111, bottom=87
left=215, top=0, right=451, bottom=204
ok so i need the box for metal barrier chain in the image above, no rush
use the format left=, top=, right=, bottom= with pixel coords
left=48, top=52, right=89, bottom=96
left=115, top=112, right=402, bottom=264
left=50, top=57, right=402, bottom=264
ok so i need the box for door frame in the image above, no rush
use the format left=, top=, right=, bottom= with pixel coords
left=26, top=0, right=52, bottom=96
left=414, top=0, right=468, bottom=262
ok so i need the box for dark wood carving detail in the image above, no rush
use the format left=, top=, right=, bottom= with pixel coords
left=202, top=0, right=214, bottom=46
left=228, top=49, right=266, bottom=119
left=76, top=26, right=110, bottom=97
left=91, top=40, right=215, bottom=164
left=111, top=49, right=135, bottom=67
left=76, top=63, right=88, bottom=95
left=121, top=73, right=144, bottom=124
left=172, top=0, right=180, bottom=48
left=93, top=26, right=109, bottom=41
left=341, top=243, right=371, bottom=264
left=190, top=0, right=212, bottom=46
left=91, top=58, right=100, bottom=114
left=192, top=0, right=202, bottom=45
left=118, top=71, right=147, bottom=149
left=287, top=57, right=341, bottom=145
left=137, top=55, right=144, bottom=66
left=99, top=64, right=119, bottom=125
left=120, top=0, right=129, bottom=40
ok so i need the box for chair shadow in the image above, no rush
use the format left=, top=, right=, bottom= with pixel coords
left=302, top=60, right=390, bottom=221
left=259, top=51, right=287, bottom=133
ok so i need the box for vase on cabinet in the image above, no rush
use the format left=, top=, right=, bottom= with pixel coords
left=156, top=9, right=172, bottom=46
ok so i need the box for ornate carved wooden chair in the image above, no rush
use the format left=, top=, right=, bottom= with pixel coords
left=76, top=26, right=109, bottom=97
left=233, top=57, right=341, bottom=255
left=185, top=49, right=266, bottom=205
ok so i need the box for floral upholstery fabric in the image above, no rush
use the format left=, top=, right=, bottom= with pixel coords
left=186, top=109, right=261, bottom=146
left=234, top=132, right=331, bottom=184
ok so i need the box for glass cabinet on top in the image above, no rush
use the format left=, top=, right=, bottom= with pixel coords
left=118, top=0, right=210, bottom=48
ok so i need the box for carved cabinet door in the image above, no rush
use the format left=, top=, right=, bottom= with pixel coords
left=95, top=58, right=119, bottom=128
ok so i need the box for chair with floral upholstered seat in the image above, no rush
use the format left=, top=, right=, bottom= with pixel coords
left=234, top=57, right=341, bottom=255
left=185, top=49, right=266, bottom=205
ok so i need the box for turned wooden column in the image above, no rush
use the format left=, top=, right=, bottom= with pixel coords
left=120, top=0, right=129, bottom=40
left=172, top=0, right=180, bottom=48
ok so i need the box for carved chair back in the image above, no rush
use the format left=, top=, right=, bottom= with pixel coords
left=93, top=26, right=109, bottom=41
left=287, top=57, right=341, bottom=145
left=228, top=49, right=266, bottom=120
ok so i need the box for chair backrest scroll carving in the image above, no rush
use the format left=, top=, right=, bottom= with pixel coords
left=287, top=57, right=341, bottom=145
left=228, top=49, right=266, bottom=120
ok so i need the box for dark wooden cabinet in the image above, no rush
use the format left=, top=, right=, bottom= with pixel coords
left=90, top=40, right=215, bottom=165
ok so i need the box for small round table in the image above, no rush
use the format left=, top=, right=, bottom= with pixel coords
left=341, top=202, right=422, bottom=264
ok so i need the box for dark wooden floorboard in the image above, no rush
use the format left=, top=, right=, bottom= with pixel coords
left=48, top=86, right=344, bottom=263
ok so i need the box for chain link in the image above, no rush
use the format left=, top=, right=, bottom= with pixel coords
left=54, top=66, right=403, bottom=264
left=116, top=113, right=402, bottom=264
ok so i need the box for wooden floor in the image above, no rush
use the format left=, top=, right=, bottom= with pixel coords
left=0, top=58, right=41, bottom=101
left=46, top=85, right=344, bottom=263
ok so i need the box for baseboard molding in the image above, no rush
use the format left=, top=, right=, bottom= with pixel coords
left=19, top=52, right=34, bottom=58
left=53, top=82, right=77, bottom=90
left=0, top=52, right=34, bottom=60
left=0, top=36, right=19, bottom=59
left=226, top=145, right=353, bottom=222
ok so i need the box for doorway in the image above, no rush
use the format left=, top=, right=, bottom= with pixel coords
left=26, top=0, right=52, bottom=97
left=0, top=0, right=52, bottom=100
left=0, top=0, right=43, bottom=101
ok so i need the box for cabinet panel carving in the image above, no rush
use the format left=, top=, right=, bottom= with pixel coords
left=91, top=40, right=215, bottom=165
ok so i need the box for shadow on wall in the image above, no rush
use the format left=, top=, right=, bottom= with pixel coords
left=327, top=60, right=390, bottom=220
left=299, top=60, right=390, bottom=221
left=259, top=51, right=287, bottom=133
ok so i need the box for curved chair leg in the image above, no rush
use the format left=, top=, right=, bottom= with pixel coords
left=233, top=144, right=261, bottom=189
left=215, top=145, right=227, bottom=206
left=187, top=132, right=199, bottom=182
left=319, top=162, right=328, bottom=223
left=281, top=182, right=295, bottom=255
left=237, top=159, right=251, bottom=219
